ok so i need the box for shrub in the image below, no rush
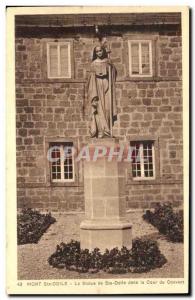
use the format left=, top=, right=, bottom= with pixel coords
left=48, top=238, right=167, bottom=274
left=131, top=238, right=167, bottom=273
left=17, top=208, right=56, bottom=245
left=143, top=203, right=183, bottom=243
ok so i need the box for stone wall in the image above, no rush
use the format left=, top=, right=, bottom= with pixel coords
left=16, top=27, right=183, bottom=211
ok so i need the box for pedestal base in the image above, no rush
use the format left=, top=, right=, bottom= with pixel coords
left=80, top=219, right=132, bottom=252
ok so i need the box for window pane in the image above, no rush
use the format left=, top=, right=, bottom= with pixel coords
left=51, top=148, right=60, bottom=160
left=149, top=171, right=153, bottom=177
left=131, top=43, right=139, bottom=74
left=144, top=163, right=149, bottom=170
left=134, top=143, right=141, bottom=163
left=69, top=172, right=73, bottom=178
left=57, top=173, right=61, bottom=179
left=143, top=142, right=154, bottom=178
left=60, top=44, right=70, bottom=77
left=131, top=149, right=136, bottom=163
left=137, top=163, right=141, bottom=171
left=51, top=162, right=61, bottom=180
left=141, top=43, right=150, bottom=75
left=149, top=163, right=153, bottom=170
left=52, top=173, right=57, bottom=179
left=131, top=142, right=142, bottom=178
left=63, top=144, right=73, bottom=180
left=51, top=146, right=61, bottom=180
left=137, top=170, right=141, bottom=177
left=49, top=45, right=58, bottom=77
left=143, top=149, right=147, bottom=156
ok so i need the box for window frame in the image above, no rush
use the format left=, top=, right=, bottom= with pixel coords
left=50, top=143, right=75, bottom=183
left=128, top=40, right=153, bottom=78
left=47, top=42, right=71, bottom=79
left=131, top=141, right=156, bottom=181
left=45, top=137, right=79, bottom=187
left=126, top=136, right=160, bottom=185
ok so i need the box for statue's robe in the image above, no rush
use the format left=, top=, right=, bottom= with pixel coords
left=87, top=58, right=117, bottom=138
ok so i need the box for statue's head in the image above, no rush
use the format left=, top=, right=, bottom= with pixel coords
left=92, top=46, right=108, bottom=61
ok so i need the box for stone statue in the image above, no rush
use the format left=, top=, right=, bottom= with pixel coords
left=87, top=45, right=117, bottom=138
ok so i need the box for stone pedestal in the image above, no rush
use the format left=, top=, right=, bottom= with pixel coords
left=80, top=138, right=132, bottom=252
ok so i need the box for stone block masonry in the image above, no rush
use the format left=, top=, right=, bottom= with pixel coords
left=80, top=138, right=132, bottom=251
left=15, top=17, right=183, bottom=212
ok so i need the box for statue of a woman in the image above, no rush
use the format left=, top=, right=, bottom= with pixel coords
left=87, top=45, right=117, bottom=138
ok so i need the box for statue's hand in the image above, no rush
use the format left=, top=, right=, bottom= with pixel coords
left=92, top=102, right=97, bottom=109
left=92, top=97, right=98, bottom=108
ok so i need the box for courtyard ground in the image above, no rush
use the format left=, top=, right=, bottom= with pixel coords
left=18, top=211, right=184, bottom=280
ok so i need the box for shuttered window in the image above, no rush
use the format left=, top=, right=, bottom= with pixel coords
left=47, top=42, right=71, bottom=78
left=128, top=40, right=152, bottom=77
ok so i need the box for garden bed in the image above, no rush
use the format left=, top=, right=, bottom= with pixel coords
left=17, top=208, right=56, bottom=245
left=143, top=203, right=183, bottom=243
left=48, top=238, right=167, bottom=274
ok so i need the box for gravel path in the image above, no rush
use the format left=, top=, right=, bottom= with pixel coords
left=17, top=212, right=184, bottom=280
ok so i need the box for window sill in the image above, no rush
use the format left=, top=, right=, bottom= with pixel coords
left=47, top=76, right=72, bottom=80
left=126, top=178, right=160, bottom=185
left=49, top=181, right=79, bottom=187
left=132, top=177, right=155, bottom=181
left=20, top=78, right=86, bottom=84
left=118, top=76, right=156, bottom=82
left=17, top=182, right=82, bottom=188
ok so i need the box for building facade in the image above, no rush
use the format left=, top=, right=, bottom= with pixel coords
left=15, top=13, right=183, bottom=212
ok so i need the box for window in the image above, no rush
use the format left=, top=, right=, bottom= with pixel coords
left=47, top=42, right=71, bottom=78
left=130, top=141, right=155, bottom=179
left=128, top=40, right=152, bottom=77
left=50, top=142, right=74, bottom=182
